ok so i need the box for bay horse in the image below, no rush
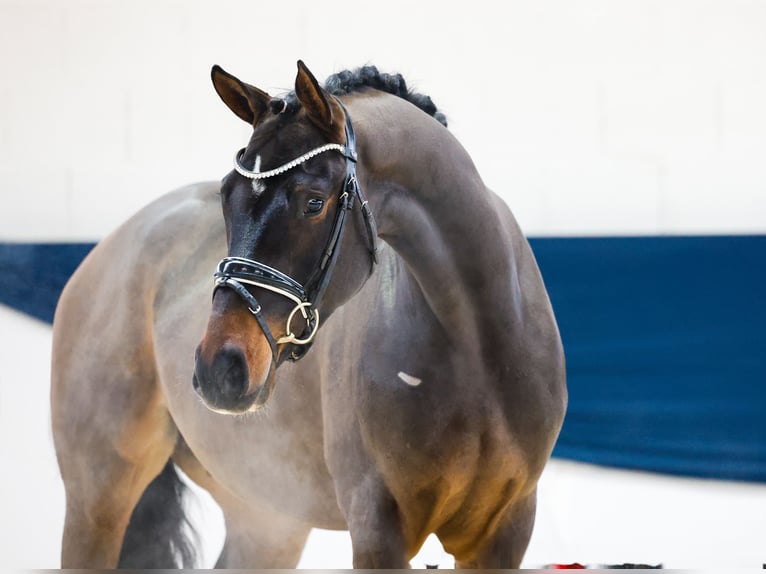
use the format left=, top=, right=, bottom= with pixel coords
left=51, top=61, right=567, bottom=568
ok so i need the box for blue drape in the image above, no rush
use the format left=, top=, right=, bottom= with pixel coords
left=531, top=236, right=766, bottom=482
left=1, top=236, right=764, bottom=481
left=0, top=242, right=95, bottom=323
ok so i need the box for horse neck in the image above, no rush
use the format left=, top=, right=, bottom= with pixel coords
left=350, top=94, right=524, bottom=350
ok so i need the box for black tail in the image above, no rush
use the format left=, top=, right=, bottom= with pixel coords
left=118, top=460, right=198, bottom=568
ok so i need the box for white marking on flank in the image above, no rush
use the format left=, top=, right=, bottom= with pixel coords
left=251, top=155, right=265, bottom=195
left=398, top=371, right=422, bottom=387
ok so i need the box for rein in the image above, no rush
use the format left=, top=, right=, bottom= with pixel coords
left=213, top=101, right=378, bottom=364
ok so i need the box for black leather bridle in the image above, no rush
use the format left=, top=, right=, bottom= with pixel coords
left=213, top=101, right=378, bottom=366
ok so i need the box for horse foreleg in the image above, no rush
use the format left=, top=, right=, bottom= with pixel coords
left=214, top=501, right=312, bottom=568
left=59, top=452, right=173, bottom=568
left=172, top=441, right=311, bottom=568
left=344, top=475, right=410, bottom=568
left=453, top=489, right=537, bottom=569
left=52, top=373, right=177, bottom=568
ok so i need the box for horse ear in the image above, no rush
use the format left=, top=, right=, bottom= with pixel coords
left=211, top=65, right=271, bottom=125
left=295, top=60, right=343, bottom=136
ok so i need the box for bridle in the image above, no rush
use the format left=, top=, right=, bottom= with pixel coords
left=213, top=100, right=378, bottom=366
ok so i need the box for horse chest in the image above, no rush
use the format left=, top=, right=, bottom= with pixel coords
left=322, top=368, right=528, bottom=547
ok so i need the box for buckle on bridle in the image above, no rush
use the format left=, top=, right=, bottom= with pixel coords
left=277, top=302, right=320, bottom=346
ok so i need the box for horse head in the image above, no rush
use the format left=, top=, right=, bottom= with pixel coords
left=193, top=61, right=377, bottom=414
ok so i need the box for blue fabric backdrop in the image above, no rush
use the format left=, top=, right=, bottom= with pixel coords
left=1, top=236, right=764, bottom=482
left=530, top=236, right=766, bottom=482
left=0, top=242, right=95, bottom=324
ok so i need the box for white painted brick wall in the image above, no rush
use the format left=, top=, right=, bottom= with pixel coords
left=1, top=0, right=765, bottom=240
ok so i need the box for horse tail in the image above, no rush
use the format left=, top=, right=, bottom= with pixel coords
left=118, top=460, right=198, bottom=568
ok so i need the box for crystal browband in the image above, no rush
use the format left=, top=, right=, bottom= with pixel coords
left=233, top=144, right=352, bottom=180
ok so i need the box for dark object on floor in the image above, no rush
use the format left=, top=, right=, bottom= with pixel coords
left=600, top=563, right=663, bottom=569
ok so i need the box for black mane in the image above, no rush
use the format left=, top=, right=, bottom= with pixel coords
left=278, top=65, right=447, bottom=127
left=324, top=66, right=448, bottom=127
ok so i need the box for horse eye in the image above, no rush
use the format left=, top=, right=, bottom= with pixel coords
left=305, top=198, right=325, bottom=214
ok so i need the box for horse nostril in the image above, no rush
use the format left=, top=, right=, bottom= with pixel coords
left=212, top=346, right=249, bottom=402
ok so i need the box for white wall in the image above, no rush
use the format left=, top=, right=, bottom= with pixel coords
left=1, top=0, right=765, bottom=241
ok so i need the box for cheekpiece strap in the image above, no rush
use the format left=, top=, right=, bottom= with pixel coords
left=213, top=277, right=279, bottom=362
left=335, top=101, right=377, bottom=264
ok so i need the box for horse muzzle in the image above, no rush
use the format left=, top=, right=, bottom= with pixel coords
left=192, top=340, right=274, bottom=414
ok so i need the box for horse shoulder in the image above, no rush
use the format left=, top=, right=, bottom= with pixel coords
left=487, top=191, right=567, bottom=466
left=50, top=183, right=229, bottom=568
left=125, top=181, right=224, bottom=268
left=51, top=182, right=223, bottom=459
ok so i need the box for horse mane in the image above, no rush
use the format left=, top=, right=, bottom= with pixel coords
left=323, top=66, right=448, bottom=127
left=277, top=65, right=448, bottom=128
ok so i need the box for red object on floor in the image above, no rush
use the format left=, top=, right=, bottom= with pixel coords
left=548, top=564, right=586, bottom=569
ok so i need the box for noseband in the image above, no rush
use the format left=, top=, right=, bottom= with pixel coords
left=213, top=101, right=378, bottom=364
